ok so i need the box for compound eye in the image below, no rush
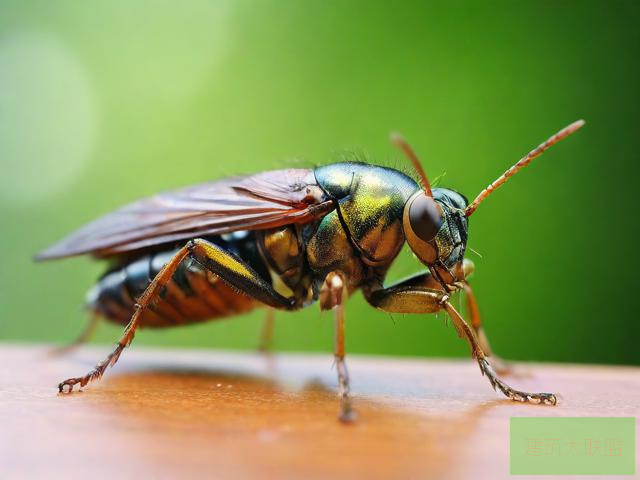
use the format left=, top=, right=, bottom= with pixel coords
left=408, top=194, right=443, bottom=243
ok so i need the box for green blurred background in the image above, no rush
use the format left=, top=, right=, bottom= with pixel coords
left=1, top=0, right=638, bottom=365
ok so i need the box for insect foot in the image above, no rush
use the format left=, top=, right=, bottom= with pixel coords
left=57, top=367, right=102, bottom=393
left=58, top=377, right=83, bottom=393
left=508, top=390, right=557, bottom=406
left=479, top=358, right=557, bottom=406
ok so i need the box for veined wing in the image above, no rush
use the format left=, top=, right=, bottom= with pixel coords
left=35, top=168, right=332, bottom=260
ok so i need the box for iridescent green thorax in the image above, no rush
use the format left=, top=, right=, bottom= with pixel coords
left=313, top=162, right=419, bottom=266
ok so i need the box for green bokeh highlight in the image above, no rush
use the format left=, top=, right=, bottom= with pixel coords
left=1, top=1, right=638, bottom=364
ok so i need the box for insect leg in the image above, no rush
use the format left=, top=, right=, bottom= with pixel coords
left=320, top=271, right=356, bottom=423
left=442, top=301, right=557, bottom=405
left=58, top=245, right=192, bottom=393
left=257, top=308, right=275, bottom=353
left=462, top=282, right=513, bottom=375
left=58, top=239, right=296, bottom=394
left=187, top=239, right=295, bottom=310
left=364, top=277, right=556, bottom=405
left=49, top=313, right=101, bottom=357
left=363, top=272, right=445, bottom=313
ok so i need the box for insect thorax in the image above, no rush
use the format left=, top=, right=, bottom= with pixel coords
left=312, top=162, right=420, bottom=268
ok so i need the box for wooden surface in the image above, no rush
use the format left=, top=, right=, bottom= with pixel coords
left=1, top=344, right=638, bottom=479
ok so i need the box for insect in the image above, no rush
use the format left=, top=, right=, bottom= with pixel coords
left=36, top=120, right=584, bottom=422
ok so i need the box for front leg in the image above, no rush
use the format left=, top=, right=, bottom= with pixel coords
left=363, top=274, right=557, bottom=406
left=363, top=272, right=445, bottom=314
left=442, top=302, right=556, bottom=405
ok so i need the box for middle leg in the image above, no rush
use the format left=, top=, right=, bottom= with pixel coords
left=320, top=271, right=356, bottom=423
left=258, top=308, right=276, bottom=353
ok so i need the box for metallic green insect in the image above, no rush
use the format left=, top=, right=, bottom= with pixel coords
left=36, top=120, right=585, bottom=422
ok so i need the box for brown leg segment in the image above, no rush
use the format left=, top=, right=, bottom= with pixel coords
left=258, top=308, right=275, bottom=353
left=463, top=283, right=512, bottom=375
left=320, top=271, right=356, bottom=423
left=442, top=301, right=556, bottom=405
left=49, top=314, right=101, bottom=357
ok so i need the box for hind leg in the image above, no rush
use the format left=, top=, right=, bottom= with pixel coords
left=58, top=239, right=295, bottom=393
left=57, top=246, right=192, bottom=392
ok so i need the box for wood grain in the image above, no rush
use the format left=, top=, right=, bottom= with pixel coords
left=1, top=344, right=638, bottom=479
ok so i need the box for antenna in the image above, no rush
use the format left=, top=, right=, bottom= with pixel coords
left=465, top=120, right=585, bottom=217
left=390, top=132, right=433, bottom=197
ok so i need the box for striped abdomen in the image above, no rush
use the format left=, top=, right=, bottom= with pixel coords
left=86, top=233, right=268, bottom=328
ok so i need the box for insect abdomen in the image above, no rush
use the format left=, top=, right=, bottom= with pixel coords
left=86, top=234, right=267, bottom=328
